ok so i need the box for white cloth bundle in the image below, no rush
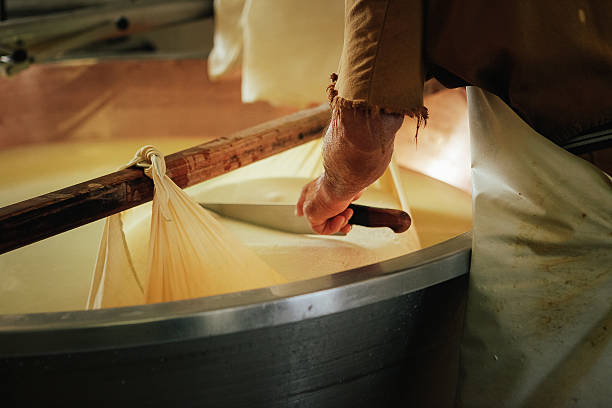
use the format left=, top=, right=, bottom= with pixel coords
left=87, top=146, right=286, bottom=309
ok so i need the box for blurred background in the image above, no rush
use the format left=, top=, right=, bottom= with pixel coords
left=0, top=0, right=471, bottom=196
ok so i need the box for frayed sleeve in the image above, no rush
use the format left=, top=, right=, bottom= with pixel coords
left=331, top=0, right=428, bottom=126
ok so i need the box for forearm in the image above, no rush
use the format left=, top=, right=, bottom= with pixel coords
left=296, top=0, right=426, bottom=235
left=321, top=106, right=403, bottom=200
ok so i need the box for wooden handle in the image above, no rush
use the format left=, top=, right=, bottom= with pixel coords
left=348, top=204, right=412, bottom=233
left=0, top=105, right=331, bottom=254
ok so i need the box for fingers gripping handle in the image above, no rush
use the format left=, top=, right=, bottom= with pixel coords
left=347, top=204, right=412, bottom=233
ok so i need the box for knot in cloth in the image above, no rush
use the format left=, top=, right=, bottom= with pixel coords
left=126, top=145, right=166, bottom=179
left=125, top=145, right=171, bottom=220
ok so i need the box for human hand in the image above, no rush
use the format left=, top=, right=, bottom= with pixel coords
left=297, top=105, right=402, bottom=235
left=296, top=174, right=362, bottom=235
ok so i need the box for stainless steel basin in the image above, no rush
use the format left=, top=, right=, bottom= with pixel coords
left=0, top=232, right=471, bottom=407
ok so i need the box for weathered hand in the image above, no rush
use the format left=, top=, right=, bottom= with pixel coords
left=297, top=105, right=403, bottom=235
left=296, top=175, right=362, bottom=235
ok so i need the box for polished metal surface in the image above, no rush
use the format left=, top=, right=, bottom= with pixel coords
left=0, top=232, right=472, bottom=407
left=0, top=232, right=471, bottom=356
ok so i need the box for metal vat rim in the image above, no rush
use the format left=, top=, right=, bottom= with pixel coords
left=0, top=231, right=472, bottom=357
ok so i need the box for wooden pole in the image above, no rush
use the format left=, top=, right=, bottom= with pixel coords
left=0, top=104, right=330, bottom=254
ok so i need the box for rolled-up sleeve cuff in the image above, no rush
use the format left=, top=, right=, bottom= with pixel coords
left=332, top=0, right=427, bottom=124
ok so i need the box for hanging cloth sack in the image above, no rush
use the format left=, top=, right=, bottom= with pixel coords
left=87, top=145, right=287, bottom=309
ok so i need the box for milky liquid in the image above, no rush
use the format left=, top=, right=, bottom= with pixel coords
left=0, top=140, right=472, bottom=314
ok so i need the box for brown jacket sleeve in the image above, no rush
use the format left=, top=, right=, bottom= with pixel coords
left=332, top=0, right=612, bottom=146
left=331, top=0, right=428, bottom=126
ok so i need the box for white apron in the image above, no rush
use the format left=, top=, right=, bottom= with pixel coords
left=460, top=87, right=612, bottom=407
